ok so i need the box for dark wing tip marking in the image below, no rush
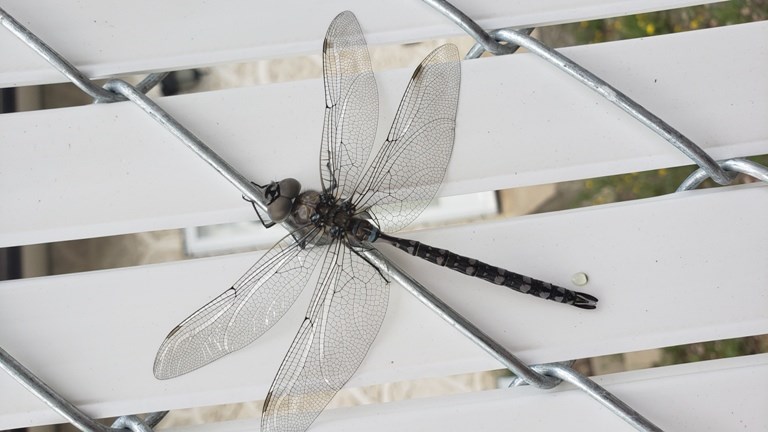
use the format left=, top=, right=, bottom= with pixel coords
left=166, top=324, right=183, bottom=339
left=411, top=63, right=425, bottom=80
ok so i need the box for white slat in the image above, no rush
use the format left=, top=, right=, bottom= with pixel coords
left=1, top=184, right=766, bottom=429
left=1, top=22, right=766, bottom=247
left=0, top=0, right=721, bottom=87
left=167, top=354, right=768, bottom=432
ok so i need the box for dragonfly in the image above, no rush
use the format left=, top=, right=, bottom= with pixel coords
left=154, top=11, right=598, bottom=432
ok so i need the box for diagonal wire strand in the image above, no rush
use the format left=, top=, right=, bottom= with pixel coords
left=421, top=0, right=732, bottom=186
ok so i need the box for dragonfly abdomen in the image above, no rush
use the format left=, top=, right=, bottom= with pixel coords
left=376, top=233, right=597, bottom=309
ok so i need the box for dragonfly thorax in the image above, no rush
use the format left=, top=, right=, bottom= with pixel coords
left=289, top=190, right=376, bottom=243
left=289, top=191, right=353, bottom=238
left=288, top=190, right=322, bottom=227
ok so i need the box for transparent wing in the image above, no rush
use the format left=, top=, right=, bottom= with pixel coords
left=351, top=44, right=461, bottom=233
left=261, top=242, right=389, bottom=432
left=153, top=228, right=325, bottom=379
left=320, top=11, right=379, bottom=200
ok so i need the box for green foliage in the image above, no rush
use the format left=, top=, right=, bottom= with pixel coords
left=568, top=0, right=768, bottom=43
left=571, top=155, right=768, bottom=208
left=656, top=336, right=768, bottom=366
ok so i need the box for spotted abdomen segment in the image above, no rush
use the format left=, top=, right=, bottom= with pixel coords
left=376, top=233, right=597, bottom=309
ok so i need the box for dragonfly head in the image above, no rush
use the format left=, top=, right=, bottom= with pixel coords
left=276, top=178, right=301, bottom=199
left=265, top=178, right=301, bottom=222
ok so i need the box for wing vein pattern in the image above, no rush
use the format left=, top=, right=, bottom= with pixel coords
left=261, top=239, right=388, bottom=432
left=153, top=229, right=323, bottom=379
left=351, top=44, right=461, bottom=233
left=154, top=12, right=461, bottom=432
left=320, top=11, right=379, bottom=200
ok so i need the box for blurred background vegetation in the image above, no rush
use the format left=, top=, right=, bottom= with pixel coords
left=571, top=0, right=767, bottom=41
left=570, top=0, right=767, bottom=41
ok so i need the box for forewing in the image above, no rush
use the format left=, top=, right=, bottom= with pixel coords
left=261, top=242, right=389, bottom=432
left=351, top=44, right=461, bottom=232
left=153, top=229, right=324, bottom=379
left=320, top=11, right=379, bottom=200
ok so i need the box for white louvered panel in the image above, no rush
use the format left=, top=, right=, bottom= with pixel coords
left=1, top=184, right=766, bottom=429
left=165, top=354, right=768, bottom=431
left=1, top=22, right=766, bottom=247
left=0, top=0, right=722, bottom=87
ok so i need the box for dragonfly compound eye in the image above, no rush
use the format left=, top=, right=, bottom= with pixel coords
left=278, top=178, right=301, bottom=199
left=267, top=196, right=292, bottom=222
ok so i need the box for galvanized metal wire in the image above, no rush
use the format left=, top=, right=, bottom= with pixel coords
left=0, top=345, right=166, bottom=432
left=1, top=2, right=764, bottom=432
left=422, top=0, right=732, bottom=186
left=677, top=157, right=768, bottom=191
left=0, top=6, right=167, bottom=102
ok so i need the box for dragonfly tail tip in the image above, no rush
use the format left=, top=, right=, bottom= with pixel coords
left=573, top=292, right=598, bottom=310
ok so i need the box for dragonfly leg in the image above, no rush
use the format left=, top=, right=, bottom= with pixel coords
left=242, top=181, right=281, bottom=229
left=241, top=194, right=276, bottom=229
